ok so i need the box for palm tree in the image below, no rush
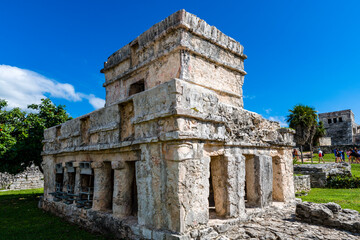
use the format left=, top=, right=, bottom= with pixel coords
left=287, top=104, right=318, bottom=163
left=313, top=121, right=326, bottom=147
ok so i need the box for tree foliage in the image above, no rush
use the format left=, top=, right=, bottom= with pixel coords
left=286, top=104, right=319, bottom=163
left=313, top=121, right=326, bottom=146
left=287, top=104, right=318, bottom=145
left=0, top=98, right=71, bottom=174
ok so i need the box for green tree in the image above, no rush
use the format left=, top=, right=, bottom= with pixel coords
left=313, top=121, right=326, bottom=147
left=0, top=98, right=71, bottom=173
left=286, top=104, right=318, bottom=163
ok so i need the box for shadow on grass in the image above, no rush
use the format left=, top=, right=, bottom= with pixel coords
left=0, top=189, right=112, bottom=240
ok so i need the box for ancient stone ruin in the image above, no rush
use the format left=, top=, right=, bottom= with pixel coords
left=39, top=10, right=295, bottom=239
left=294, top=163, right=351, bottom=188
left=0, top=164, right=44, bottom=190
left=319, top=109, right=360, bottom=146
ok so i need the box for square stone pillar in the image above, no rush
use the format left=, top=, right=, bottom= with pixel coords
left=41, top=156, right=55, bottom=200
left=62, top=162, right=68, bottom=192
left=245, top=154, right=273, bottom=208
left=258, top=155, right=273, bottom=207
left=111, top=160, right=136, bottom=218
left=224, top=149, right=245, bottom=218
left=162, top=142, right=209, bottom=233
left=91, top=162, right=113, bottom=211
left=272, top=149, right=295, bottom=203
left=73, top=162, right=81, bottom=195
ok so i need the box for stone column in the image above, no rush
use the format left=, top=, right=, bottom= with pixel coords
left=272, top=149, right=295, bottom=203
left=272, top=155, right=284, bottom=201
left=224, top=149, right=245, bottom=218
left=210, top=155, right=227, bottom=217
left=245, top=154, right=273, bottom=208
left=91, top=161, right=112, bottom=211
left=62, top=162, right=68, bottom=192
left=41, top=156, right=55, bottom=200
left=257, top=155, right=273, bottom=207
left=73, top=162, right=81, bottom=195
left=162, top=142, right=209, bottom=233
left=112, top=160, right=136, bottom=218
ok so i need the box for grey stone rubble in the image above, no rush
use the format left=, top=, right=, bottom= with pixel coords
left=294, top=163, right=351, bottom=188
left=203, top=204, right=360, bottom=239
left=319, top=109, right=360, bottom=146
left=296, top=202, right=360, bottom=234
left=0, top=164, right=43, bottom=190
left=293, top=175, right=311, bottom=193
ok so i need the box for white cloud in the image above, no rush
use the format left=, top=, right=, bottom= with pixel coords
left=243, top=95, right=256, bottom=100
left=85, top=94, right=106, bottom=109
left=268, top=116, right=288, bottom=127
left=0, top=65, right=104, bottom=110
left=265, top=108, right=272, bottom=114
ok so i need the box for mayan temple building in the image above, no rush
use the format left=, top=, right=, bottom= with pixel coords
left=39, top=10, right=295, bottom=239
left=318, top=110, right=360, bottom=146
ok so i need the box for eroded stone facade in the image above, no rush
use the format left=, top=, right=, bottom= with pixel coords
left=40, top=10, right=295, bottom=239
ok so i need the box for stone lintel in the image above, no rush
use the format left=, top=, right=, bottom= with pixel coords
left=163, top=142, right=203, bottom=161
left=91, top=161, right=104, bottom=169
left=111, top=161, right=125, bottom=170
left=72, top=162, right=80, bottom=168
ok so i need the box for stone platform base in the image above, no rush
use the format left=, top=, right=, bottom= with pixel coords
left=39, top=199, right=183, bottom=239
left=39, top=199, right=298, bottom=239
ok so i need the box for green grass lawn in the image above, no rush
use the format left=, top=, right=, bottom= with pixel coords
left=295, top=154, right=360, bottom=212
left=0, top=189, right=111, bottom=240
left=294, top=153, right=336, bottom=164
left=351, top=164, right=360, bottom=177
left=311, top=153, right=337, bottom=163
left=299, top=188, right=360, bottom=212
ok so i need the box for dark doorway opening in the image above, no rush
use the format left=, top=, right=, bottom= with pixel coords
left=208, top=156, right=227, bottom=218
left=129, top=80, right=145, bottom=96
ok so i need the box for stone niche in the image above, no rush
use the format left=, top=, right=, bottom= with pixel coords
left=39, top=10, right=295, bottom=240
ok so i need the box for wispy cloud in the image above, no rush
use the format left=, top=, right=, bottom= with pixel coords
left=265, top=108, right=272, bottom=114
left=243, top=95, right=256, bottom=100
left=268, top=116, right=288, bottom=127
left=0, top=65, right=105, bottom=110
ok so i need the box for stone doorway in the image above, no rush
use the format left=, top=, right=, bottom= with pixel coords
left=244, top=155, right=260, bottom=208
left=272, top=156, right=284, bottom=202
left=209, top=155, right=227, bottom=218
left=127, top=161, right=138, bottom=216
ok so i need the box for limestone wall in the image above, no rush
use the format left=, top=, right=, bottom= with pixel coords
left=0, top=165, right=43, bottom=190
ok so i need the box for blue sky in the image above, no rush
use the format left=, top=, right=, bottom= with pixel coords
left=1, top=0, right=360, bottom=126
